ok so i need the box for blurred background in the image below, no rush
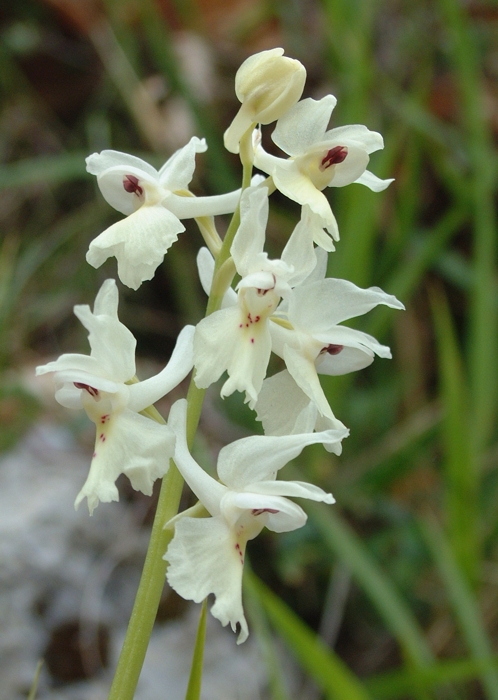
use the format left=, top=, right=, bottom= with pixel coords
left=0, top=0, right=497, bottom=698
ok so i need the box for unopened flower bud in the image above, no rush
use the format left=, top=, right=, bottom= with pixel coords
left=224, top=48, right=306, bottom=154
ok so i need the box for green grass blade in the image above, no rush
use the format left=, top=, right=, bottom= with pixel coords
left=303, top=499, right=433, bottom=670
left=27, top=660, right=44, bottom=700
left=244, top=566, right=292, bottom=700
left=430, top=288, right=478, bottom=585
left=246, top=571, right=373, bottom=700
left=437, top=0, right=498, bottom=454
left=367, top=657, right=498, bottom=699
left=0, top=152, right=88, bottom=190
left=421, top=519, right=498, bottom=700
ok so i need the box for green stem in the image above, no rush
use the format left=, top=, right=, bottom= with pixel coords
left=107, top=458, right=184, bottom=700
left=107, top=125, right=256, bottom=699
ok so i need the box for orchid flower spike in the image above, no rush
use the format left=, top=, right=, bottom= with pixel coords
left=164, top=399, right=348, bottom=642
left=36, top=279, right=195, bottom=514
left=193, top=186, right=316, bottom=407
left=254, top=96, right=393, bottom=238
left=224, top=48, right=306, bottom=154
left=86, top=138, right=242, bottom=289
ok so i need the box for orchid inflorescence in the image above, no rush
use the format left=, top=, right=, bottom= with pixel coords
left=37, top=48, right=403, bottom=646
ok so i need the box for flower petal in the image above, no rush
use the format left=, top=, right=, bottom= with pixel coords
left=282, top=343, right=337, bottom=422
left=86, top=205, right=185, bottom=290
left=87, top=152, right=160, bottom=214
left=73, top=279, right=136, bottom=381
left=288, top=278, right=405, bottom=331
left=323, top=124, right=384, bottom=154
left=74, top=409, right=174, bottom=514
left=326, top=144, right=369, bottom=188
left=354, top=169, right=394, bottom=192
left=271, top=162, right=335, bottom=227
left=272, top=96, right=337, bottom=157
left=248, top=479, right=335, bottom=504
left=193, top=305, right=272, bottom=407
left=168, top=399, right=226, bottom=516
left=255, top=369, right=346, bottom=439
left=165, top=516, right=249, bottom=643
left=280, top=210, right=318, bottom=286
left=128, top=325, right=195, bottom=412
left=231, top=186, right=269, bottom=276
left=230, top=491, right=307, bottom=533
left=166, top=190, right=241, bottom=219
left=158, top=136, right=207, bottom=190
left=217, top=421, right=348, bottom=489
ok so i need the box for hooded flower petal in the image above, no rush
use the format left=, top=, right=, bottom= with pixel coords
left=254, top=95, right=391, bottom=230
left=86, top=139, right=243, bottom=288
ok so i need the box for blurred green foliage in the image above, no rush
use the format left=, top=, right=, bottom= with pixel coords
left=1, top=0, right=497, bottom=697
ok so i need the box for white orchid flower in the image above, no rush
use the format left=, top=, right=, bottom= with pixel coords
left=193, top=186, right=316, bottom=407
left=224, top=48, right=306, bottom=154
left=254, top=96, right=393, bottom=237
left=36, top=279, right=194, bottom=514
left=86, top=138, right=243, bottom=289
left=164, top=399, right=347, bottom=642
left=269, top=278, right=404, bottom=422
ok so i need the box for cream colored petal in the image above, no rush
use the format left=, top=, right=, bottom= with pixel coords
left=86, top=205, right=184, bottom=290
left=165, top=516, right=249, bottom=643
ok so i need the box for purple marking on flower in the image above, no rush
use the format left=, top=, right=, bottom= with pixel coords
left=325, top=344, right=344, bottom=355
left=74, top=382, right=99, bottom=398
left=235, top=542, right=244, bottom=564
left=320, top=146, right=348, bottom=170
left=252, top=508, right=279, bottom=516
left=123, top=174, right=143, bottom=196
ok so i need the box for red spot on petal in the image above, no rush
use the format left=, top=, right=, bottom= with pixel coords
left=321, top=146, right=348, bottom=169
left=92, top=452, right=97, bottom=458
left=99, top=433, right=106, bottom=442
left=123, top=174, right=143, bottom=196
left=235, top=543, right=244, bottom=564
left=74, top=382, right=99, bottom=398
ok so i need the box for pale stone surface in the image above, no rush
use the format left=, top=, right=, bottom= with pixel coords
left=0, top=422, right=268, bottom=699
